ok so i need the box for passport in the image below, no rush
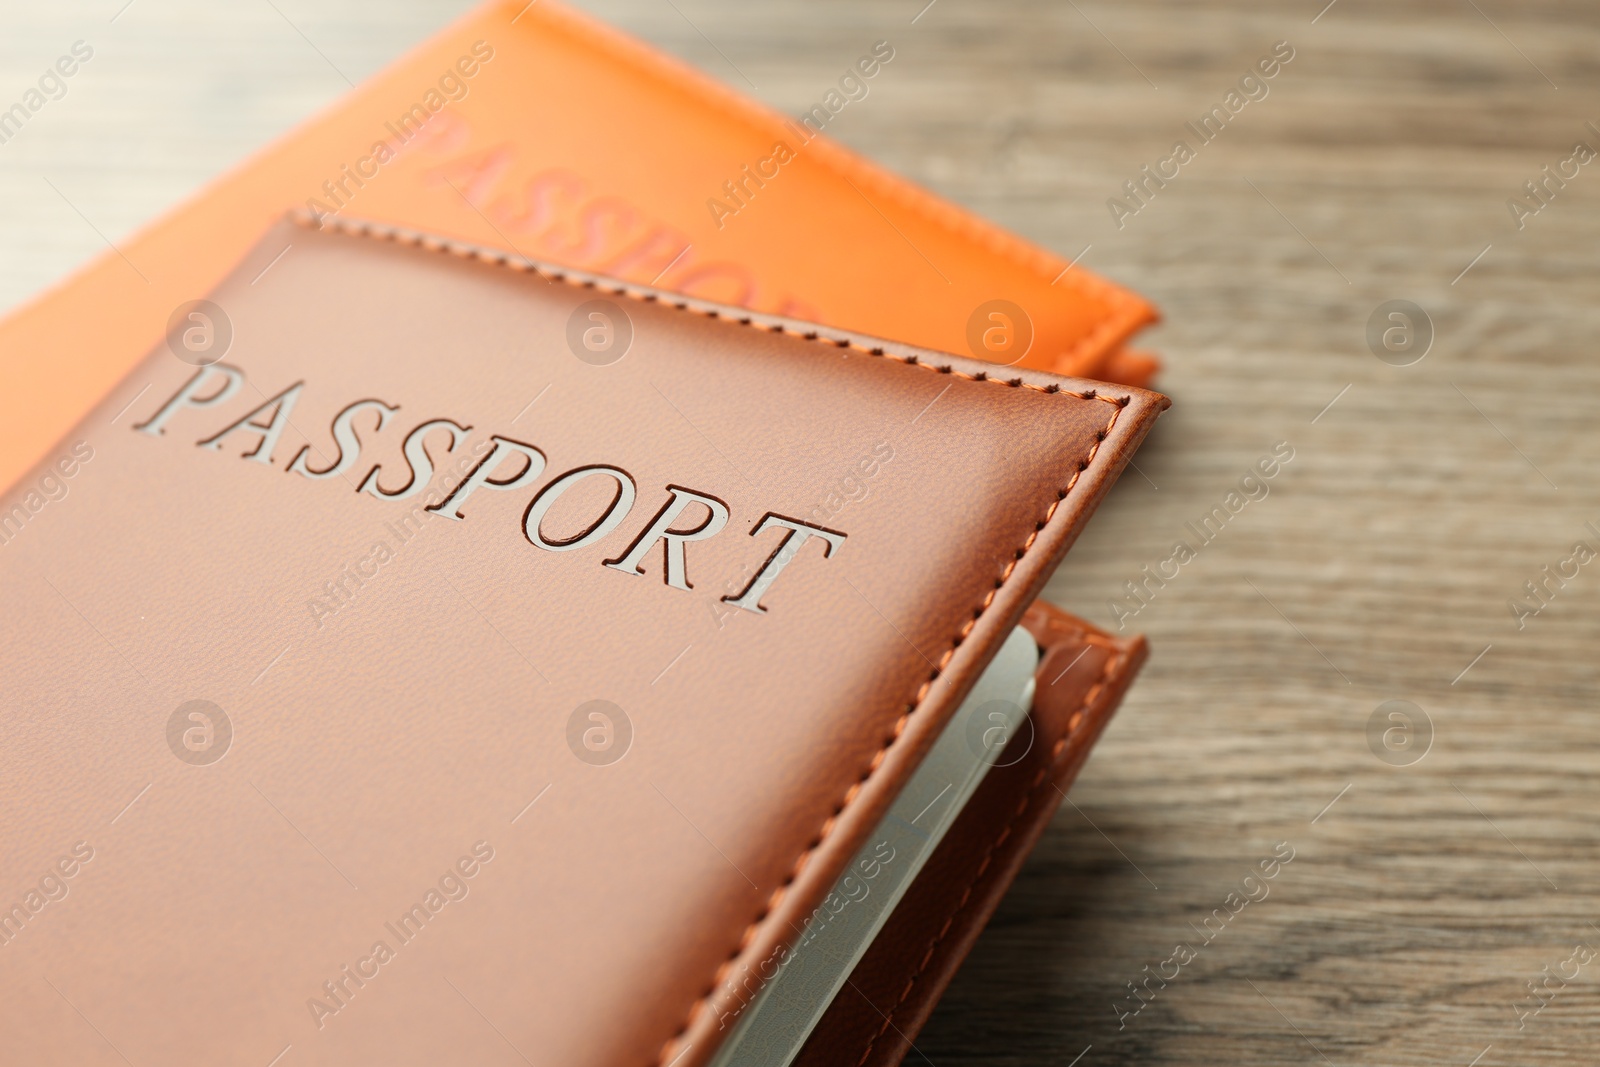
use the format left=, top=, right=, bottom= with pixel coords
left=0, top=0, right=1159, bottom=495
left=0, top=217, right=1164, bottom=1066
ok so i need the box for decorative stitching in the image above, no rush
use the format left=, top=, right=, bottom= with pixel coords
left=852, top=642, right=1130, bottom=1067
left=291, top=213, right=1128, bottom=1067
left=291, top=214, right=1131, bottom=408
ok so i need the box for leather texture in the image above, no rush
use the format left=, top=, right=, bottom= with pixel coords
left=0, top=218, right=1165, bottom=1067
left=0, top=0, right=1159, bottom=495
left=795, top=602, right=1147, bottom=1067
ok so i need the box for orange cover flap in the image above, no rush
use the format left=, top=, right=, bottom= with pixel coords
left=0, top=0, right=1157, bottom=492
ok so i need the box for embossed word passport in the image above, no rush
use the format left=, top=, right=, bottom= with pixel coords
left=0, top=0, right=1159, bottom=495
left=0, top=218, right=1165, bottom=1067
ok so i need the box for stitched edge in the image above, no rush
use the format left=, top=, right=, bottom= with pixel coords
left=290, top=213, right=1133, bottom=406
left=853, top=641, right=1130, bottom=1067
left=514, top=1, right=1155, bottom=368
left=289, top=212, right=1129, bottom=1067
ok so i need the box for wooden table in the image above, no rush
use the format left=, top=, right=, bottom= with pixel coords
left=4, top=1, right=1596, bottom=1064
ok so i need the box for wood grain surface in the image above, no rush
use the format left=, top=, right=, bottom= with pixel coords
left=3, top=2, right=1598, bottom=1065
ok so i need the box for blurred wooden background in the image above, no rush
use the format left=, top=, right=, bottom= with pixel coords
left=4, top=1, right=1598, bottom=1064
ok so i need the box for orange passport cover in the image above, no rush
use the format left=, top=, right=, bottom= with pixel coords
left=0, top=0, right=1158, bottom=493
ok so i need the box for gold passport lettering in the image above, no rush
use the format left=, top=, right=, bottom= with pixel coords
left=134, top=365, right=845, bottom=611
